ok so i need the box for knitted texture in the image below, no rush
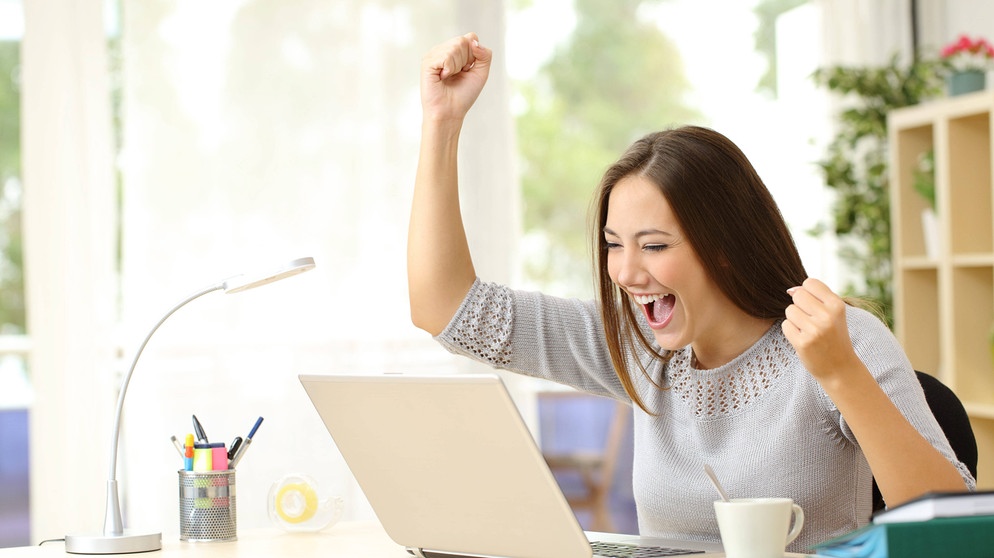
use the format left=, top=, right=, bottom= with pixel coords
left=436, top=279, right=976, bottom=551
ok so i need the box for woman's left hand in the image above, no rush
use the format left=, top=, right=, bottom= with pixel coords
left=782, top=277, right=860, bottom=382
left=783, top=278, right=969, bottom=504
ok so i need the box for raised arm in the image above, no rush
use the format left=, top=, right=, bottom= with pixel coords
left=408, top=33, right=492, bottom=335
left=783, top=278, right=969, bottom=506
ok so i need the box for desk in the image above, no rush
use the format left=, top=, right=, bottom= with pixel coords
left=0, top=522, right=407, bottom=557
left=1, top=522, right=813, bottom=557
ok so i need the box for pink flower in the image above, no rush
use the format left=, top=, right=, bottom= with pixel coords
left=941, top=34, right=994, bottom=72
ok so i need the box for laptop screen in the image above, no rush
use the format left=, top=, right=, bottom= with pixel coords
left=298, top=372, right=593, bottom=558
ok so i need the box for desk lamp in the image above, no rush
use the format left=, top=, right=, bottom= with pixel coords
left=64, top=256, right=316, bottom=554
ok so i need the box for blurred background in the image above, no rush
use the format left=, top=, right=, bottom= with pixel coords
left=1, top=0, right=991, bottom=547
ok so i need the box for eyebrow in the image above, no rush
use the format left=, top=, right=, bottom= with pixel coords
left=602, top=227, right=674, bottom=239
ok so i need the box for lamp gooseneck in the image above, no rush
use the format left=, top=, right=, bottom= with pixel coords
left=103, top=283, right=223, bottom=537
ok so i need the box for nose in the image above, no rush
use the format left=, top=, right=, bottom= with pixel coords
left=611, top=247, right=647, bottom=289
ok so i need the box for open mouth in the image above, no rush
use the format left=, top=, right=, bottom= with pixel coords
left=633, top=293, right=675, bottom=328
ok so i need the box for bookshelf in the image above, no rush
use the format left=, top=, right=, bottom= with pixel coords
left=889, top=90, right=994, bottom=489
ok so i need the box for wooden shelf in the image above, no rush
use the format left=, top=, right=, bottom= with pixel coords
left=897, top=257, right=939, bottom=270
left=964, top=403, right=994, bottom=421
left=889, top=91, right=994, bottom=489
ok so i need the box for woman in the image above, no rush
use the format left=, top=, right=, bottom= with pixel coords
left=407, top=32, right=974, bottom=550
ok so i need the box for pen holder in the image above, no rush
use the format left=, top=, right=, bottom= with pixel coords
left=178, top=470, right=237, bottom=542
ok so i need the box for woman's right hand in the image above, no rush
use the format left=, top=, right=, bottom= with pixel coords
left=408, top=34, right=489, bottom=335
left=420, top=32, right=492, bottom=123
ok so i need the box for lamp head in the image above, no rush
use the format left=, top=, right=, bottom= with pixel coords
left=222, top=256, right=316, bottom=294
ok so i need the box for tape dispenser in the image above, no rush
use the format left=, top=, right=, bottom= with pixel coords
left=267, top=474, right=343, bottom=532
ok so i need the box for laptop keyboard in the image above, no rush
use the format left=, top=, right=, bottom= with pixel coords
left=590, top=541, right=706, bottom=557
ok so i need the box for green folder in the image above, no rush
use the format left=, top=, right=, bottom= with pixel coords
left=810, top=515, right=994, bottom=557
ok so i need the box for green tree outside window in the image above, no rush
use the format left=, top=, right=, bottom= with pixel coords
left=513, top=0, right=699, bottom=296
left=0, top=39, right=24, bottom=334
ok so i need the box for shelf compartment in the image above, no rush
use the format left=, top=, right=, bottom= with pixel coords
left=948, top=266, right=994, bottom=406
left=892, top=124, right=935, bottom=259
left=946, top=112, right=993, bottom=255
left=895, top=268, right=940, bottom=376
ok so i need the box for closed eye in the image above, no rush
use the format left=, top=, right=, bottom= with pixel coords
left=644, top=244, right=668, bottom=252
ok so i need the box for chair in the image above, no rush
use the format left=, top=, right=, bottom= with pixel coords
left=541, top=397, right=631, bottom=532
left=871, top=370, right=979, bottom=512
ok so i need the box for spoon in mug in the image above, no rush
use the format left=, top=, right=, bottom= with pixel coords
left=704, top=464, right=731, bottom=502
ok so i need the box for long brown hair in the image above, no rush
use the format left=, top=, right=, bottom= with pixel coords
left=591, top=126, right=808, bottom=412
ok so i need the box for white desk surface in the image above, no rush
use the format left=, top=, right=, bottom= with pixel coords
left=2, top=522, right=407, bottom=557
left=3, top=521, right=814, bottom=557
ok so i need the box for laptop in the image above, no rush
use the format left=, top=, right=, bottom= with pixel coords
left=298, top=372, right=723, bottom=558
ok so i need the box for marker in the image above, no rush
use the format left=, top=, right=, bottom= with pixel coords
left=184, top=433, right=195, bottom=471
left=210, top=443, right=228, bottom=471
left=170, top=435, right=184, bottom=457
left=228, top=416, right=263, bottom=469
left=192, top=415, right=209, bottom=443
left=227, top=437, right=243, bottom=461
left=193, top=444, right=212, bottom=471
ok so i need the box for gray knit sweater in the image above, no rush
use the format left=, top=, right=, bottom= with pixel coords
left=435, top=279, right=975, bottom=551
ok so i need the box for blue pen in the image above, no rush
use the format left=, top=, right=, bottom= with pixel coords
left=229, top=416, right=263, bottom=469
left=248, top=416, right=264, bottom=439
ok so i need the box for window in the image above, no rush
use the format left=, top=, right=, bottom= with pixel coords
left=0, top=0, right=29, bottom=548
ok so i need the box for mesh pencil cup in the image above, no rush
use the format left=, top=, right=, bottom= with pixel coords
left=178, top=470, right=237, bottom=542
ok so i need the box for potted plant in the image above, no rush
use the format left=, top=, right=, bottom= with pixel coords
left=812, top=54, right=947, bottom=327
left=941, top=34, right=994, bottom=95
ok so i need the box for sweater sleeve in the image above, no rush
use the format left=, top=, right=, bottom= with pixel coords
left=826, top=306, right=976, bottom=490
left=434, top=278, right=628, bottom=400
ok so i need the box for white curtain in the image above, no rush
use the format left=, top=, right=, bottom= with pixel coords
left=22, top=0, right=118, bottom=543
left=117, top=0, right=516, bottom=537
left=817, top=0, right=912, bottom=66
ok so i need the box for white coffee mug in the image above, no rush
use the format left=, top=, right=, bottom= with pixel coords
left=714, top=498, right=804, bottom=558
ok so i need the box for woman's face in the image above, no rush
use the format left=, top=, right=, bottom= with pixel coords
left=604, top=175, right=735, bottom=352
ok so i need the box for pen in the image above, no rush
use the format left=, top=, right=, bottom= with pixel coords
left=228, top=416, right=263, bottom=469
left=192, top=414, right=209, bottom=443
left=170, top=435, right=184, bottom=457
left=248, top=416, right=264, bottom=439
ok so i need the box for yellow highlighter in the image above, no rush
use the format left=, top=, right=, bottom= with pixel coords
left=192, top=444, right=212, bottom=472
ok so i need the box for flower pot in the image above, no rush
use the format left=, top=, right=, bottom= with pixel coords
left=921, top=207, right=940, bottom=259
left=948, top=70, right=986, bottom=96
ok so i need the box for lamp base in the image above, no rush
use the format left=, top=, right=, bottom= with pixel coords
left=65, top=531, right=162, bottom=554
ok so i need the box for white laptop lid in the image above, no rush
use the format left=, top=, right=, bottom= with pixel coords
left=299, top=372, right=723, bottom=558
left=298, top=372, right=592, bottom=558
